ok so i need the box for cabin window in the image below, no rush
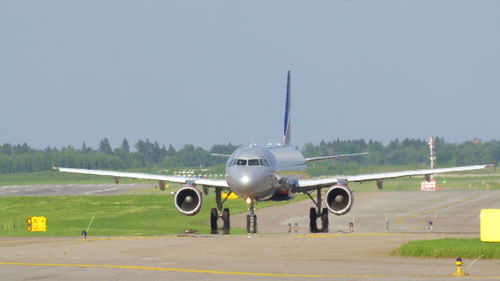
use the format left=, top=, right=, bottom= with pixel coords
left=248, top=159, right=260, bottom=166
left=236, top=159, right=247, bottom=166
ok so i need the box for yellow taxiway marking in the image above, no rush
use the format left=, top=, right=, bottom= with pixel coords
left=1, top=261, right=499, bottom=279
left=0, top=238, right=70, bottom=244
left=295, top=232, right=413, bottom=238
left=0, top=261, right=385, bottom=279
left=81, top=235, right=193, bottom=242
left=0, top=236, right=192, bottom=244
left=0, top=240, right=37, bottom=244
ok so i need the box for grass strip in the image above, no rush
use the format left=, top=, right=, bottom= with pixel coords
left=394, top=238, right=500, bottom=259
left=0, top=194, right=306, bottom=237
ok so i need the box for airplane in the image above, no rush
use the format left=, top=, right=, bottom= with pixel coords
left=54, top=71, right=493, bottom=234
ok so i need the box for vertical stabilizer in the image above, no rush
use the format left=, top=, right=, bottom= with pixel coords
left=283, top=71, right=291, bottom=145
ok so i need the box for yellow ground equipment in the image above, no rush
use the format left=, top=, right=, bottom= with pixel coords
left=222, top=192, right=238, bottom=200
left=26, top=216, right=47, bottom=232
left=480, top=209, right=500, bottom=242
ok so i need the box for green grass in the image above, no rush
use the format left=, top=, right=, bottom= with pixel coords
left=394, top=238, right=500, bottom=259
left=0, top=194, right=307, bottom=237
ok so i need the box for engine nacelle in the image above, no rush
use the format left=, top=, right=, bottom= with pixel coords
left=325, top=185, right=353, bottom=215
left=174, top=185, right=203, bottom=216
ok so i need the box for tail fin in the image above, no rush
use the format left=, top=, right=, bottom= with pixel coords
left=282, top=71, right=291, bottom=145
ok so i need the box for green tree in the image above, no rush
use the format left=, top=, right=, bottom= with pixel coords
left=120, top=138, right=130, bottom=154
left=98, top=138, right=113, bottom=155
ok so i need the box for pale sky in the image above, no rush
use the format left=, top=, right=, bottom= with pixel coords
left=1, top=1, right=499, bottom=149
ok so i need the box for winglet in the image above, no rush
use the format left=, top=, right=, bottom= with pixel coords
left=282, top=71, right=291, bottom=146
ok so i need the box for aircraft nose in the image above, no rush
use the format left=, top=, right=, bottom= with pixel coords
left=226, top=169, right=273, bottom=198
left=228, top=172, right=255, bottom=188
left=239, top=175, right=252, bottom=185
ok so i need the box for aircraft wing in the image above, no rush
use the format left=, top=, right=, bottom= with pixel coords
left=54, top=167, right=229, bottom=188
left=295, top=164, right=492, bottom=192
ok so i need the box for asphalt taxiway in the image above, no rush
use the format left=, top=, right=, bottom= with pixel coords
left=0, top=184, right=499, bottom=281
left=1, top=233, right=499, bottom=281
left=0, top=183, right=152, bottom=196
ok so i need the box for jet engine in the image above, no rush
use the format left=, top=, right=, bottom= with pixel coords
left=325, top=185, right=353, bottom=215
left=174, top=185, right=203, bottom=216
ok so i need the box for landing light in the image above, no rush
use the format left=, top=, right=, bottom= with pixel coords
left=241, top=176, right=250, bottom=184
left=246, top=197, right=252, bottom=205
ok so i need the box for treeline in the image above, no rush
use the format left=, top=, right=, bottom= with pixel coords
left=0, top=138, right=498, bottom=174
left=0, top=138, right=238, bottom=174
left=303, top=138, right=499, bottom=175
left=302, top=138, right=499, bottom=166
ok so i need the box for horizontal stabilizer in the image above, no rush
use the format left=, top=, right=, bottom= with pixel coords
left=211, top=153, right=231, bottom=158
left=305, top=152, right=369, bottom=163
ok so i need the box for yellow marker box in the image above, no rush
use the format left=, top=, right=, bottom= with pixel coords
left=480, top=209, right=500, bottom=242
left=26, top=216, right=47, bottom=232
left=222, top=192, right=239, bottom=200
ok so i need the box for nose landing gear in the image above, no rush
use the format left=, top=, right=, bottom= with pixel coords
left=246, top=200, right=257, bottom=234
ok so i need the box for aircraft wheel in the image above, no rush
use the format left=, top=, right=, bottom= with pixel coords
left=321, top=208, right=329, bottom=233
left=246, top=215, right=250, bottom=233
left=222, top=208, right=230, bottom=234
left=210, top=208, right=218, bottom=234
left=253, top=215, right=257, bottom=234
left=246, top=215, right=257, bottom=234
left=309, top=207, right=318, bottom=233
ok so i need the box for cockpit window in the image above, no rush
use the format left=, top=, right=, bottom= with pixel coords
left=232, top=158, right=270, bottom=167
left=248, top=159, right=260, bottom=166
left=260, top=159, right=270, bottom=167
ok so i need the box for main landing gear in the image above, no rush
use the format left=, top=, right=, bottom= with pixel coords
left=306, top=188, right=329, bottom=233
left=210, top=188, right=231, bottom=234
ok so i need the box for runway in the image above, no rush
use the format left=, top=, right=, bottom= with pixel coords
left=0, top=185, right=499, bottom=281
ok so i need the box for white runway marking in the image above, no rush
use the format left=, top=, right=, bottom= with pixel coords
left=83, top=187, right=119, bottom=195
